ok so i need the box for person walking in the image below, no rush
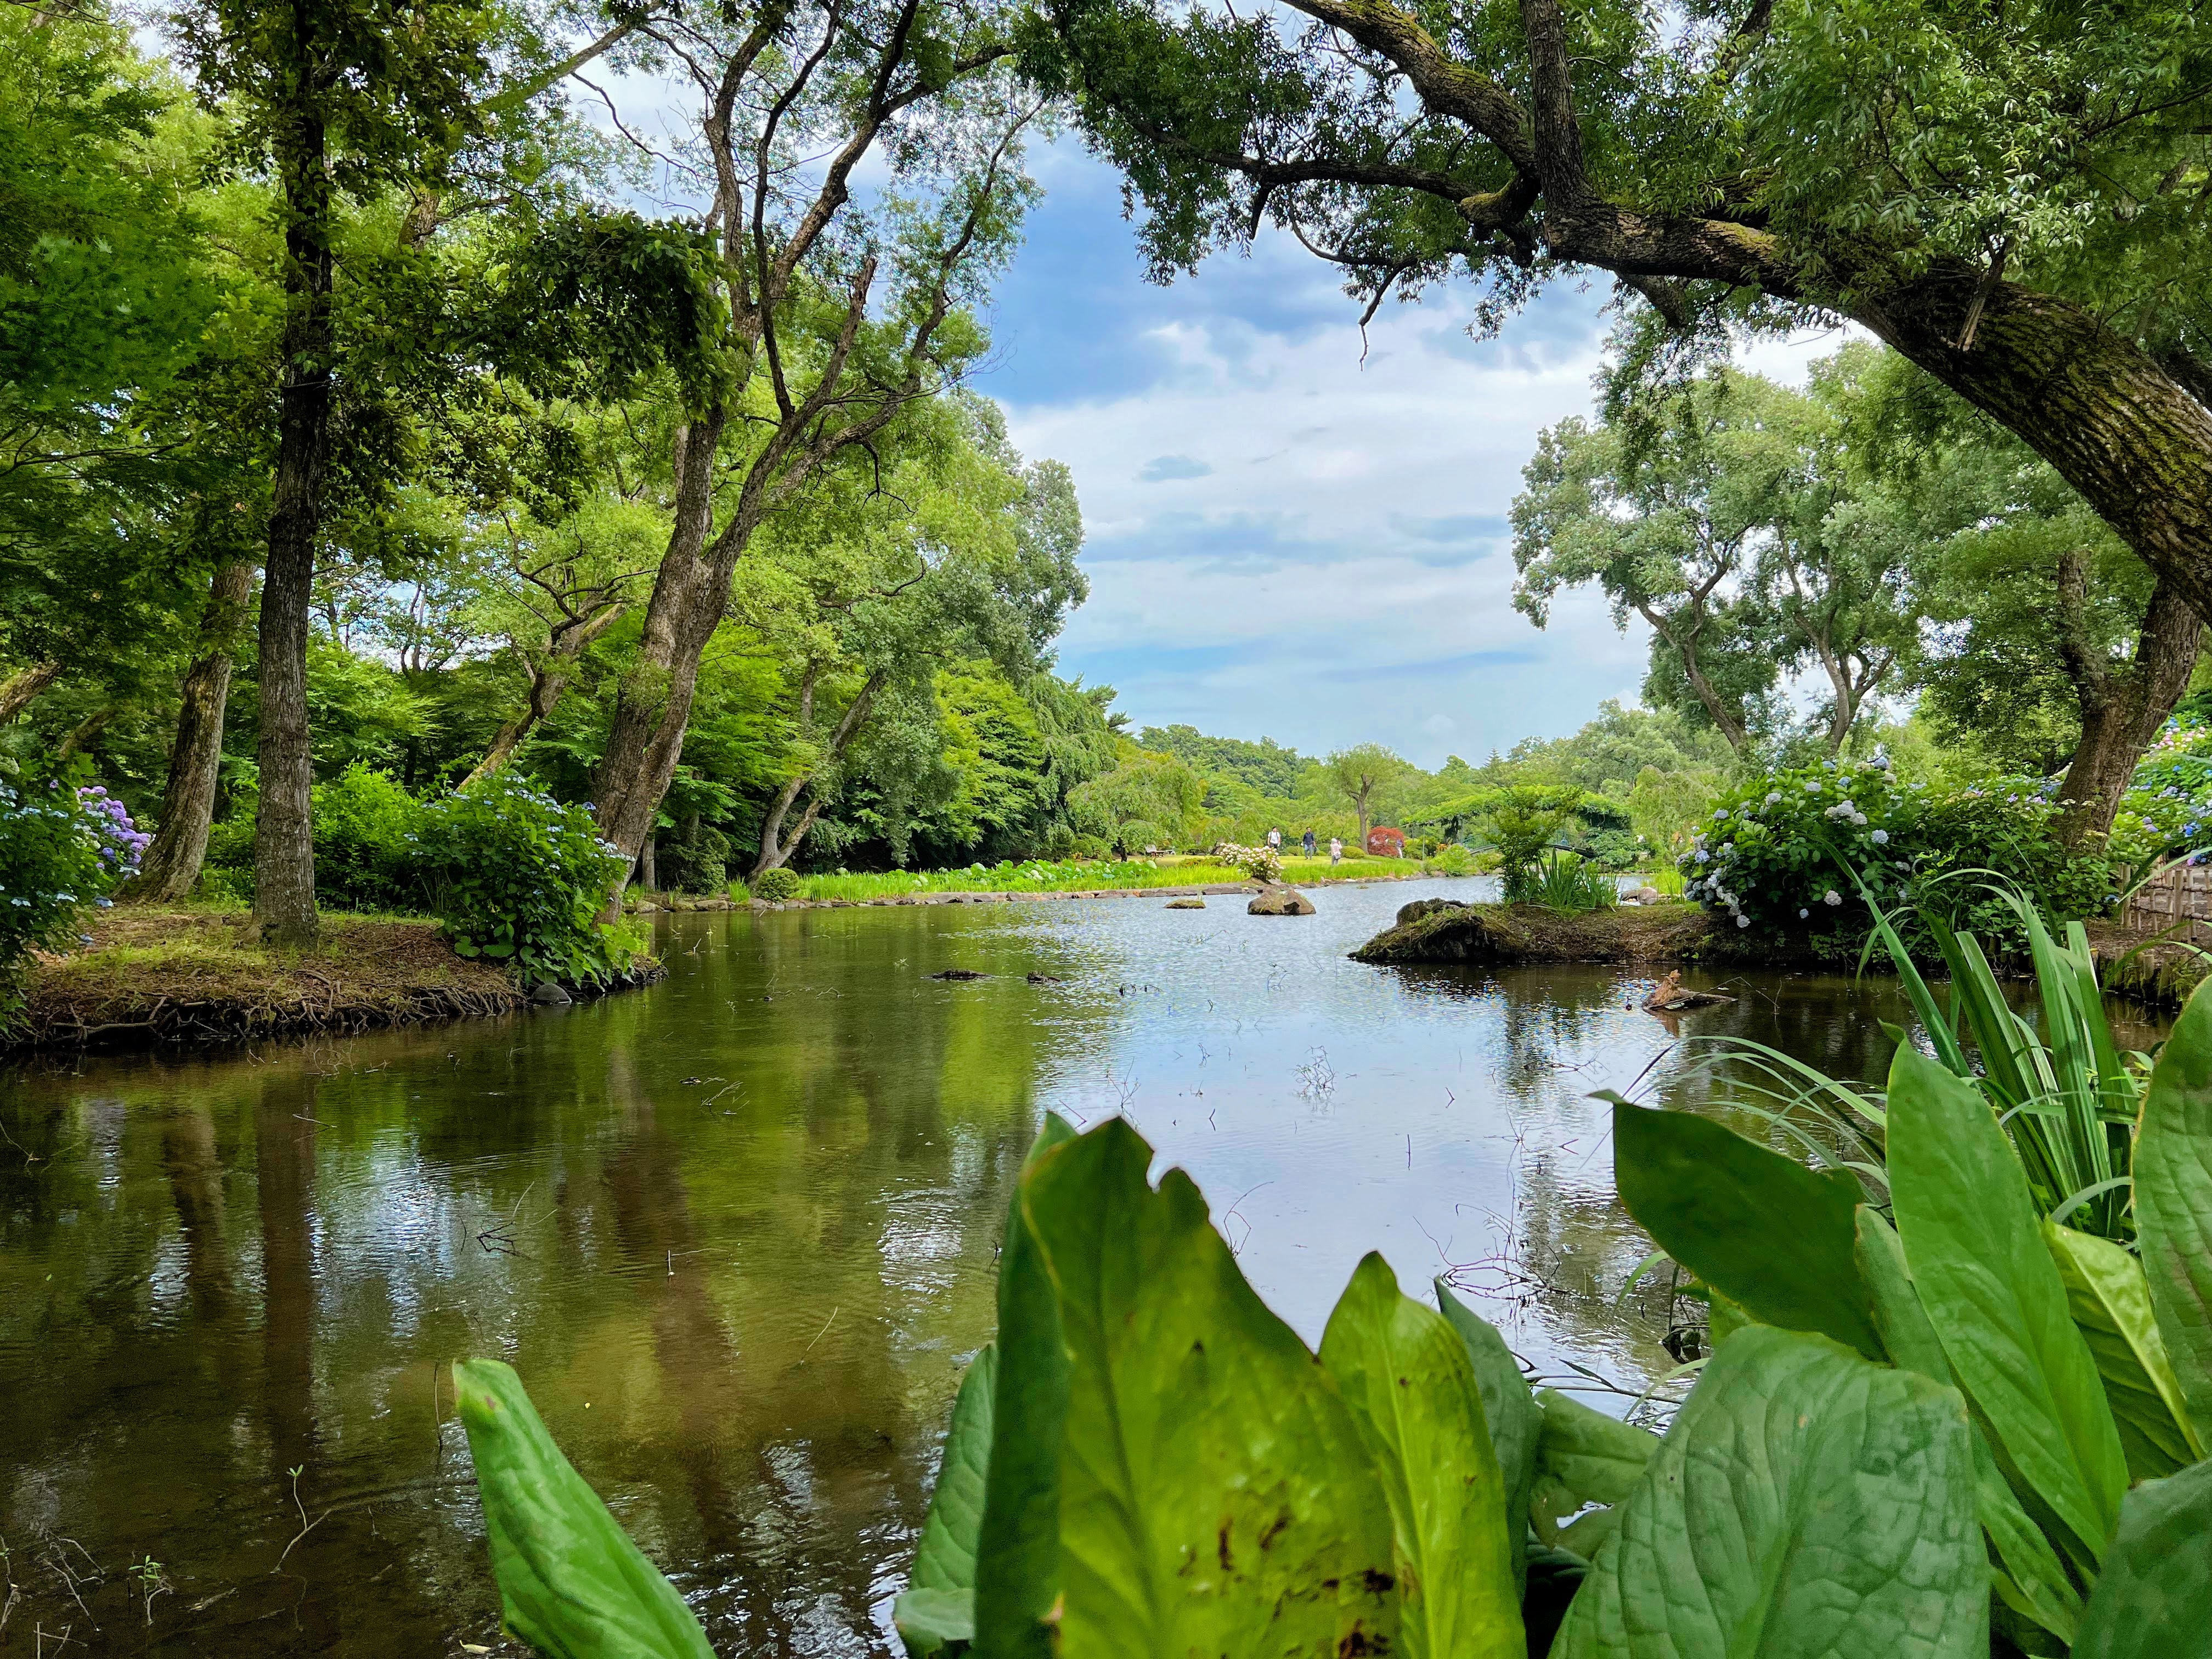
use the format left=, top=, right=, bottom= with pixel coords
left=1302, top=828, right=1317, bottom=857
left=1329, top=836, right=1343, bottom=866
left=1266, top=827, right=1282, bottom=857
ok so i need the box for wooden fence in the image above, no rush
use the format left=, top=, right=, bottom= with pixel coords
left=2123, top=862, right=2212, bottom=944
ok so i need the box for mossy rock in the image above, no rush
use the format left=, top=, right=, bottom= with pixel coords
left=1351, top=902, right=1728, bottom=965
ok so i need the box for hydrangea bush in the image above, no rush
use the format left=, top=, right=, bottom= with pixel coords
left=1681, top=757, right=2117, bottom=957
left=2113, top=715, right=2212, bottom=862
left=1, top=781, right=148, bottom=1025
left=410, top=774, right=637, bottom=988
left=1212, top=842, right=1283, bottom=883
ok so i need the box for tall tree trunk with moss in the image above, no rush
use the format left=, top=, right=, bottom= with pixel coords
left=252, top=103, right=335, bottom=947
left=2051, top=557, right=2204, bottom=849
left=122, top=560, right=256, bottom=902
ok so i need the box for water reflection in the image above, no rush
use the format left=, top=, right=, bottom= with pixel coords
left=0, top=885, right=2168, bottom=1654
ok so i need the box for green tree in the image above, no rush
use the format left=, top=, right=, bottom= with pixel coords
left=1022, top=0, right=2212, bottom=625
left=1323, top=742, right=1412, bottom=845
left=584, top=0, right=1046, bottom=892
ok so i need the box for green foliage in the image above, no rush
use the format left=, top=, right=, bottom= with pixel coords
left=895, top=1345, right=996, bottom=1655
left=308, top=763, right=419, bottom=911
left=750, top=867, right=801, bottom=903
left=450, top=1357, right=714, bottom=1659
left=0, top=780, right=145, bottom=1024
left=1136, top=724, right=1306, bottom=797
left=2069, top=1459, right=2212, bottom=1659
left=2114, top=715, right=2212, bottom=862
left=1066, top=744, right=1206, bottom=852
left=2135, top=986, right=2212, bottom=1449
left=1612, top=1103, right=1883, bottom=1359
left=1506, top=850, right=1618, bottom=914
left=1683, top=757, right=2117, bottom=953
left=412, top=773, right=633, bottom=986
left=1553, top=1325, right=1987, bottom=1659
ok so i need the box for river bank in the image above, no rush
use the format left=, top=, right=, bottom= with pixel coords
left=1348, top=897, right=2208, bottom=1005
left=12, top=907, right=537, bottom=1052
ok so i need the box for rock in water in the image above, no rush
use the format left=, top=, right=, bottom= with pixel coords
left=929, top=968, right=989, bottom=981
left=1640, top=969, right=1734, bottom=1012
left=530, top=980, right=573, bottom=1006
left=1165, top=898, right=1206, bottom=910
left=1396, top=897, right=1469, bottom=928
left=1248, top=886, right=1316, bottom=916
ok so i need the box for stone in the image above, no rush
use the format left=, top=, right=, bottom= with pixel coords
left=929, top=968, right=990, bottom=981
left=529, top=981, right=573, bottom=1006
left=1248, top=886, right=1316, bottom=916
left=1633, top=887, right=1664, bottom=904
left=1165, top=898, right=1206, bottom=910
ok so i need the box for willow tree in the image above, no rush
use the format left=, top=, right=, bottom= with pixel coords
left=583, top=0, right=1042, bottom=889
left=1022, top=0, right=2212, bottom=615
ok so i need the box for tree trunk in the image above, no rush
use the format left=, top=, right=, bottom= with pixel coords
left=0, top=660, right=60, bottom=722
left=464, top=663, right=570, bottom=789
left=1641, top=607, right=1750, bottom=751
left=1848, top=274, right=2212, bottom=632
left=2051, top=563, right=2203, bottom=848
left=593, top=417, right=731, bottom=871
left=121, top=560, right=255, bottom=903
left=252, top=115, right=336, bottom=947
left=749, top=669, right=884, bottom=879
left=639, top=834, right=656, bottom=891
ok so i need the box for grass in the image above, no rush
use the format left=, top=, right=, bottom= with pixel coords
left=737, top=853, right=1428, bottom=904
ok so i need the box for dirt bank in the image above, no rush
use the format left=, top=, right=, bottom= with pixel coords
left=10, top=907, right=534, bottom=1052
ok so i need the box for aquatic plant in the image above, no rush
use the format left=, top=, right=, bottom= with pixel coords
left=1504, top=848, right=1616, bottom=913
left=450, top=978, right=2212, bottom=1657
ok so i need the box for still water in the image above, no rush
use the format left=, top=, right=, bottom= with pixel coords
left=0, top=882, right=2158, bottom=1655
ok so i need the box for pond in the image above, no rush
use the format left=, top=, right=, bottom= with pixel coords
left=0, top=882, right=2166, bottom=1655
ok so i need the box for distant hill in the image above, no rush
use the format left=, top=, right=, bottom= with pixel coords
left=1136, top=724, right=1308, bottom=798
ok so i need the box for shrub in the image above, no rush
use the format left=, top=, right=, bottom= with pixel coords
left=311, top=764, right=421, bottom=911
left=1423, top=842, right=1479, bottom=878
left=656, top=824, right=730, bottom=894
left=411, top=774, right=635, bottom=987
left=752, top=866, right=800, bottom=902
left=1681, top=757, right=2117, bottom=956
left=1212, top=841, right=1282, bottom=883
left=2114, top=714, right=2212, bottom=860
left=0, top=781, right=146, bottom=1025
left=1504, top=848, right=1616, bottom=911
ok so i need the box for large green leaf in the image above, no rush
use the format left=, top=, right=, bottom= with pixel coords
left=1886, top=1040, right=2126, bottom=1566
left=2135, top=979, right=2212, bottom=1447
left=1857, top=1207, right=2081, bottom=1646
left=1551, top=1326, right=1988, bottom=1659
left=1320, top=1254, right=1522, bottom=1658
left=896, top=1343, right=998, bottom=1656
left=972, top=1115, right=1074, bottom=1659
left=1612, top=1102, right=1884, bottom=1359
left=453, top=1358, right=714, bottom=1659
left=1436, top=1277, right=1541, bottom=1586
left=1018, top=1118, right=1401, bottom=1659
left=2044, top=1222, right=2202, bottom=1480
left=1526, top=1388, right=1657, bottom=1550
left=2070, top=1458, right=2212, bottom=1659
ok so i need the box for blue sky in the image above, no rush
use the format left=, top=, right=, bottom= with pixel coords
left=962, top=138, right=1671, bottom=767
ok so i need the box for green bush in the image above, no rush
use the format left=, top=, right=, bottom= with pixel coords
left=1, top=780, right=146, bottom=1025
left=311, top=764, right=421, bottom=911
left=1504, top=848, right=1617, bottom=911
left=656, top=824, right=730, bottom=894
left=751, top=866, right=800, bottom=902
left=1112, top=817, right=1161, bottom=856
left=411, top=773, right=635, bottom=987
left=2113, top=714, right=2212, bottom=860
left=1683, top=758, right=2118, bottom=956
